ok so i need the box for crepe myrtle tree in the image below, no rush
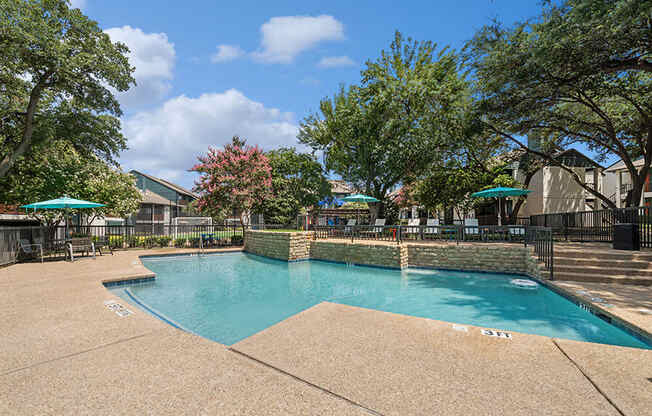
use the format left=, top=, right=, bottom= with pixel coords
left=192, top=136, right=273, bottom=233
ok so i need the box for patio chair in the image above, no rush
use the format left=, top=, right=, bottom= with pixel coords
left=318, top=217, right=327, bottom=226
left=508, top=225, right=526, bottom=240
left=406, top=218, right=421, bottom=236
left=424, top=218, right=440, bottom=239
left=17, top=239, right=43, bottom=263
left=464, top=218, right=480, bottom=240
left=343, top=219, right=356, bottom=236
left=67, top=237, right=95, bottom=262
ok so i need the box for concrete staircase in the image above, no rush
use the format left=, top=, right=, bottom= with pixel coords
left=554, top=247, right=652, bottom=286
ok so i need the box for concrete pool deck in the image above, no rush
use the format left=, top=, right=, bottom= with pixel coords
left=1, top=248, right=651, bottom=415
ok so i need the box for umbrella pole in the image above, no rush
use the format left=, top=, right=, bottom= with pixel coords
left=498, top=198, right=502, bottom=226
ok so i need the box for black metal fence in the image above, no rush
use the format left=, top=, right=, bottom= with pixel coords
left=0, top=227, right=20, bottom=266
left=8, top=224, right=249, bottom=261
left=530, top=206, right=652, bottom=247
left=311, top=224, right=554, bottom=279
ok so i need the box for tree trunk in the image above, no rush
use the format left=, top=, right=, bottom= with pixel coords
left=508, top=169, right=537, bottom=224
left=0, top=79, right=47, bottom=178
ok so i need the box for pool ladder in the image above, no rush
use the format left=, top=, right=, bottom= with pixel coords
left=199, top=234, right=205, bottom=257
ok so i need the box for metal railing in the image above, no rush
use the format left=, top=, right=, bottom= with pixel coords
left=3, top=224, right=248, bottom=261
left=0, top=227, right=21, bottom=266
left=530, top=206, right=652, bottom=247
left=312, top=224, right=554, bottom=279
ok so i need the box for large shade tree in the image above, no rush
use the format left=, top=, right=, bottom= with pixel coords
left=192, top=136, right=273, bottom=228
left=0, top=0, right=134, bottom=178
left=299, top=31, right=468, bottom=219
left=260, top=148, right=331, bottom=225
left=466, top=0, right=652, bottom=208
left=0, top=140, right=141, bottom=229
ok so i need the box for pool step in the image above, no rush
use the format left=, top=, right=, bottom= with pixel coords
left=553, top=248, right=652, bottom=285
left=554, top=249, right=652, bottom=262
left=552, top=271, right=652, bottom=286
left=554, top=264, right=652, bottom=278
left=554, top=257, right=652, bottom=270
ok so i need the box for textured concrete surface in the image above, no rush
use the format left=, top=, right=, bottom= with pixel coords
left=2, top=247, right=650, bottom=415
left=1, top=249, right=367, bottom=415
left=554, top=338, right=652, bottom=416
left=234, top=302, right=645, bottom=416
left=554, top=281, right=652, bottom=337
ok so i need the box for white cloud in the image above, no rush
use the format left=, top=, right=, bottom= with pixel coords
left=120, top=89, right=299, bottom=186
left=104, top=26, right=176, bottom=109
left=317, top=55, right=355, bottom=68
left=211, top=44, right=245, bottom=63
left=69, top=0, right=86, bottom=9
left=252, top=15, right=345, bottom=63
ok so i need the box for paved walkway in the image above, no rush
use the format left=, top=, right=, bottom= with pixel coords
left=1, top=249, right=650, bottom=415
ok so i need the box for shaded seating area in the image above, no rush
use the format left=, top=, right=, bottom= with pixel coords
left=67, top=237, right=96, bottom=262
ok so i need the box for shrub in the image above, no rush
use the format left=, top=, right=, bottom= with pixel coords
left=144, top=236, right=158, bottom=247
left=231, top=235, right=243, bottom=245
left=158, top=236, right=172, bottom=247
left=174, top=237, right=187, bottom=247
left=109, top=236, right=124, bottom=248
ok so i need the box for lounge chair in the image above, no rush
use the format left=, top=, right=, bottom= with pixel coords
left=424, top=218, right=440, bottom=239
left=358, top=218, right=386, bottom=239
left=508, top=225, right=526, bottom=239
left=344, top=219, right=356, bottom=235
left=406, top=218, right=420, bottom=236
left=17, top=239, right=43, bottom=263
left=464, top=218, right=480, bottom=240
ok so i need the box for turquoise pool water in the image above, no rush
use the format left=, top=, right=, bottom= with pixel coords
left=112, top=252, right=650, bottom=349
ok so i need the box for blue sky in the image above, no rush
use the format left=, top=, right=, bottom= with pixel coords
left=75, top=0, right=546, bottom=189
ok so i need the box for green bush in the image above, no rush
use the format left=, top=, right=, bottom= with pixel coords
left=231, top=235, right=244, bottom=245
left=108, top=235, right=124, bottom=248
left=144, top=236, right=158, bottom=247
left=188, top=237, right=200, bottom=247
left=158, top=236, right=172, bottom=247
left=174, top=237, right=187, bottom=247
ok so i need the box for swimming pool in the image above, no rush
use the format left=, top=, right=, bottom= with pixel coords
left=111, top=252, right=650, bottom=349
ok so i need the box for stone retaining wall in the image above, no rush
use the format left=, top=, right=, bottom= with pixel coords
left=310, top=241, right=407, bottom=269
left=243, top=231, right=544, bottom=278
left=407, top=244, right=543, bottom=278
left=244, top=231, right=311, bottom=261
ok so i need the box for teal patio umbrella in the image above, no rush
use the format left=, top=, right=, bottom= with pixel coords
left=471, top=187, right=531, bottom=226
left=22, top=196, right=105, bottom=237
left=342, top=194, right=379, bottom=224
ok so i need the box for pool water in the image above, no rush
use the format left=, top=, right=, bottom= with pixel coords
left=112, top=252, right=650, bottom=349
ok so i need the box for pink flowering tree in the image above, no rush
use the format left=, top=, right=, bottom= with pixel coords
left=192, top=136, right=272, bottom=232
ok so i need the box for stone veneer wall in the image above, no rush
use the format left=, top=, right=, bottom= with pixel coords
left=310, top=241, right=408, bottom=269
left=244, top=230, right=311, bottom=261
left=244, top=231, right=544, bottom=278
left=407, top=244, right=543, bottom=279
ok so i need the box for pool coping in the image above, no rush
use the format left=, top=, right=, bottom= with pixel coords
left=108, top=250, right=652, bottom=349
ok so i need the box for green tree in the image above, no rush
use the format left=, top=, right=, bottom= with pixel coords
left=0, top=140, right=141, bottom=228
left=466, top=0, right=652, bottom=207
left=299, top=31, right=468, bottom=219
left=0, top=0, right=134, bottom=178
left=260, top=148, right=331, bottom=225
